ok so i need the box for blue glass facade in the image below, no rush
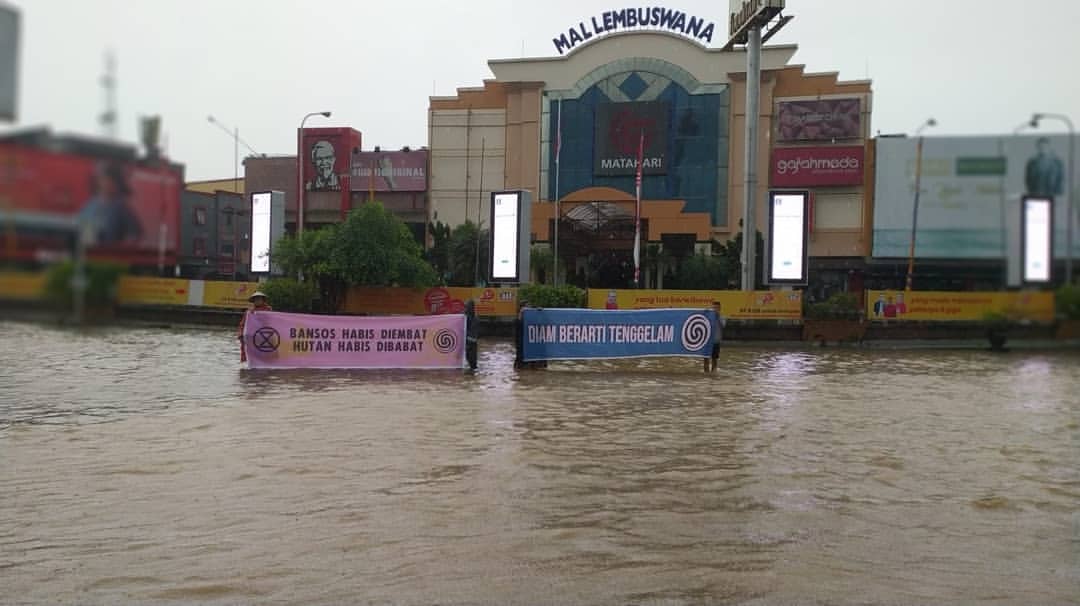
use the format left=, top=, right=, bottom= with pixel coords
left=549, top=70, right=729, bottom=226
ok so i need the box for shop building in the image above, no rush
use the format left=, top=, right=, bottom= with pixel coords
left=178, top=189, right=251, bottom=280
left=429, top=25, right=872, bottom=288
left=242, top=127, right=428, bottom=244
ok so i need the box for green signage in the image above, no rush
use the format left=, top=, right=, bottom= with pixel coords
left=956, top=156, right=1006, bottom=176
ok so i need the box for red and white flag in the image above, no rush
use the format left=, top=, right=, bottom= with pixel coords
left=633, top=130, right=644, bottom=286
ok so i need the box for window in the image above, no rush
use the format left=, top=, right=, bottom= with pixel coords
left=194, top=207, right=207, bottom=226
left=221, top=242, right=235, bottom=256
left=193, top=237, right=206, bottom=256
left=813, top=193, right=862, bottom=230
left=223, top=209, right=234, bottom=227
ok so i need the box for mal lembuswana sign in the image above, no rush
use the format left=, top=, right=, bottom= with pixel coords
left=595, top=101, right=669, bottom=176
left=553, top=7, right=718, bottom=55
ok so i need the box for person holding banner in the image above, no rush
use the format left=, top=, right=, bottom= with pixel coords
left=705, top=301, right=726, bottom=373
left=238, top=291, right=272, bottom=363
left=464, top=299, right=479, bottom=371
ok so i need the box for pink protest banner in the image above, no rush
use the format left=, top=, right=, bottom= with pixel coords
left=242, top=311, right=465, bottom=370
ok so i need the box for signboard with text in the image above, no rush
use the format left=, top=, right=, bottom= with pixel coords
left=866, top=290, right=1055, bottom=323
left=776, top=98, right=861, bottom=142
left=522, top=308, right=718, bottom=362
left=552, top=8, right=717, bottom=55
left=595, top=101, right=668, bottom=176
left=587, top=288, right=802, bottom=319
left=350, top=150, right=427, bottom=192
left=771, top=146, right=864, bottom=187
left=243, top=311, right=465, bottom=369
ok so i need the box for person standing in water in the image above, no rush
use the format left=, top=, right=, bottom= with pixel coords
left=238, top=291, right=272, bottom=362
left=704, top=301, right=726, bottom=373
left=464, top=299, right=479, bottom=371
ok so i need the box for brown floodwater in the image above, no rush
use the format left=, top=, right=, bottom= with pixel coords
left=1, top=320, right=1078, bottom=605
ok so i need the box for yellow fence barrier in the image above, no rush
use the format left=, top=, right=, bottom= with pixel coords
left=343, top=286, right=518, bottom=317
left=587, top=288, right=803, bottom=320
left=866, top=290, right=1055, bottom=322
left=0, top=271, right=48, bottom=301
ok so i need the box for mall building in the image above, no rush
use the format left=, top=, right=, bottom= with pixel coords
left=429, top=25, right=872, bottom=293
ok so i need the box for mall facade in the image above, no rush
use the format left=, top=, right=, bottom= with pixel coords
left=429, top=29, right=872, bottom=293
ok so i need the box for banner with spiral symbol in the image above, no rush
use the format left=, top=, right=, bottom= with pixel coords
left=242, top=311, right=465, bottom=369
left=522, top=308, right=717, bottom=362
left=680, top=314, right=712, bottom=351
left=432, top=329, right=459, bottom=354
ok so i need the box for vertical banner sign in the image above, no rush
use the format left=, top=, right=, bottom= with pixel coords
left=250, top=192, right=272, bottom=273
left=243, top=311, right=465, bottom=369
left=489, top=190, right=532, bottom=283
left=522, top=308, right=718, bottom=362
left=1022, top=196, right=1053, bottom=284
left=767, top=190, right=809, bottom=284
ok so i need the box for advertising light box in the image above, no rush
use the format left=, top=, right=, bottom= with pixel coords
left=489, top=190, right=532, bottom=284
left=250, top=192, right=272, bottom=274
left=1022, top=196, right=1052, bottom=284
left=767, top=190, right=809, bottom=284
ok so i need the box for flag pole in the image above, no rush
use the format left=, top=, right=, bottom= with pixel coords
left=553, top=98, right=562, bottom=286
left=633, top=130, right=644, bottom=288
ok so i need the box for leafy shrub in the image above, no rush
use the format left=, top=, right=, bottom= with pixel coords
left=261, top=278, right=319, bottom=313
left=804, top=292, right=862, bottom=320
left=1056, top=284, right=1080, bottom=320
left=44, top=261, right=125, bottom=309
left=519, top=284, right=586, bottom=308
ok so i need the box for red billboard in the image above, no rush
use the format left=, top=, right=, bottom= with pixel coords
left=776, top=98, right=861, bottom=142
left=350, top=150, right=427, bottom=192
left=300, top=127, right=360, bottom=219
left=771, top=145, right=865, bottom=187
left=0, top=143, right=181, bottom=265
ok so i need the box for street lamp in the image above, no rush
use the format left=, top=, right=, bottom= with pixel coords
left=297, top=111, right=332, bottom=234
left=1030, top=112, right=1075, bottom=284
left=905, top=118, right=937, bottom=291
left=206, top=115, right=262, bottom=194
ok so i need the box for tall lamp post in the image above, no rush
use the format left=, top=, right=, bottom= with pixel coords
left=297, top=111, right=332, bottom=234
left=206, top=115, right=262, bottom=193
left=1030, top=113, right=1075, bottom=284
left=905, top=118, right=937, bottom=292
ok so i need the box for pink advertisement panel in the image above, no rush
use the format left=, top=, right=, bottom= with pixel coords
left=350, top=150, right=428, bottom=192
left=243, top=311, right=465, bottom=369
left=777, top=98, right=862, bottom=142
left=771, top=145, right=865, bottom=187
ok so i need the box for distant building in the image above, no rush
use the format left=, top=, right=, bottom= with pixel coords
left=179, top=189, right=251, bottom=280
left=186, top=178, right=243, bottom=195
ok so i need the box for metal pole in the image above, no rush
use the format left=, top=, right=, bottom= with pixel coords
left=234, top=126, right=239, bottom=194
left=553, top=98, right=561, bottom=286
left=298, top=117, right=306, bottom=234
left=740, top=24, right=761, bottom=291
left=474, top=138, right=485, bottom=286
left=1067, top=118, right=1075, bottom=284
left=905, top=136, right=924, bottom=291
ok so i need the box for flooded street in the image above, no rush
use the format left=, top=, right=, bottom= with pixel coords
left=1, top=320, right=1078, bottom=605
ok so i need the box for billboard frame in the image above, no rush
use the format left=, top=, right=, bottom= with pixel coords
left=766, top=189, right=810, bottom=285
left=489, top=189, right=532, bottom=285
left=1021, top=195, right=1054, bottom=285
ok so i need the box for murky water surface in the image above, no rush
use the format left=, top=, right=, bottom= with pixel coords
left=1, top=320, right=1078, bottom=604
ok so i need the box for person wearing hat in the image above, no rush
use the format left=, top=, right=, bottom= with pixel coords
left=238, top=291, right=272, bottom=362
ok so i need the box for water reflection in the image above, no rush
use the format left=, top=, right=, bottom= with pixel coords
left=1, top=320, right=1078, bottom=604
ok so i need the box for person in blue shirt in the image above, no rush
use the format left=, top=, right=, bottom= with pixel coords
left=76, top=162, right=142, bottom=245
left=1025, top=137, right=1064, bottom=198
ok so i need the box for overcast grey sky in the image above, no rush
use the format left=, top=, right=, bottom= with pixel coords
left=8, top=0, right=1080, bottom=181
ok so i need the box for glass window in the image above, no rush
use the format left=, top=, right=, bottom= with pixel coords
left=194, top=207, right=206, bottom=226
left=193, top=237, right=206, bottom=256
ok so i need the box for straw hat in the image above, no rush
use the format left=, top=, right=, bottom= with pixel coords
left=248, top=291, right=268, bottom=302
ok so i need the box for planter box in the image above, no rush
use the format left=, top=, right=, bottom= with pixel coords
left=802, top=319, right=866, bottom=345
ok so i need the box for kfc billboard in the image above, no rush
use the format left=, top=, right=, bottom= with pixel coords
left=300, top=127, right=360, bottom=193
left=776, top=98, right=861, bottom=142
left=771, top=145, right=864, bottom=187
left=350, top=150, right=427, bottom=192
left=0, top=143, right=181, bottom=265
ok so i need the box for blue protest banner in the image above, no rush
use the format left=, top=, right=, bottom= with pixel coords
left=522, top=308, right=717, bottom=362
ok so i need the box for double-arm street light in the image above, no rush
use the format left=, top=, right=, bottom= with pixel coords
left=297, top=111, right=332, bottom=234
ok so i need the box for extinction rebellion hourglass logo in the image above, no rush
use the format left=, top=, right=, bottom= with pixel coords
left=680, top=314, right=712, bottom=351
left=432, top=329, right=458, bottom=354
left=252, top=327, right=281, bottom=353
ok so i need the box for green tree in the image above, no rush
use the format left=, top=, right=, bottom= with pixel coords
left=271, top=226, right=335, bottom=281
left=530, top=246, right=554, bottom=284
left=261, top=277, right=319, bottom=313
left=330, top=203, right=437, bottom=287
left=426, top=221, right=452, bottom=283
left=447, top=221, right=489, bottom=286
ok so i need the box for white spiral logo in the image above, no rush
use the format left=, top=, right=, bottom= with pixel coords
left=433, top=329, right=458, bottom=354
left=680, top=314, right=712, bottom=351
